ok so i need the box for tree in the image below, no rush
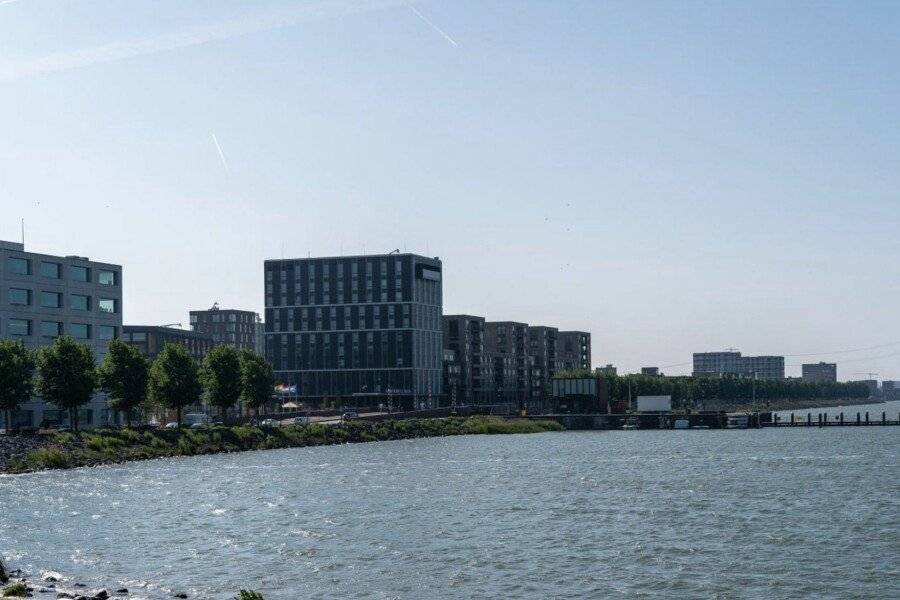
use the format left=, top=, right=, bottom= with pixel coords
left=97, top=339, right=149, bottom=428
left=147, top=343, right=201, bottom=429
left=239, top=350, right=274, bottom=417
left=35, top=337, right=96, bottom=432
left=0, top=340, right=35, bottom=433
left=201, top=345, right=242, bottom=422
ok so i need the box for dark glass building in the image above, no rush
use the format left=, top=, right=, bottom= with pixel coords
left=264, top=253, right=443, bottom=409
left=122, top=325, right=215, bottom=364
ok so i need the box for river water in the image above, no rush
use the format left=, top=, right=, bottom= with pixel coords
left=2, top=402, right=898, bottom=600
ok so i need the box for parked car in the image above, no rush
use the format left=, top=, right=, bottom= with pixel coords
left=164, top=422, right=179, bottom=430
left=289, top=416, right=310, bottom=426
left=190, top=422, right=207, bottom=429
left=341, top=411, right=359, bottom=421
left=260, top=418, right=280, bottom=428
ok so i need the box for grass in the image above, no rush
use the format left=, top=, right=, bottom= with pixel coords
left=2, top=582, right=27, bottom=598
left=3, top=416, right=562, bottom=474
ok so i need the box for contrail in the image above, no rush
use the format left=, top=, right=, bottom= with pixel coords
left=409, top=5, right=458, bottom=47
left=211, top=133, right=228, bottom=172
left=0, top=0, right=409, bottom=82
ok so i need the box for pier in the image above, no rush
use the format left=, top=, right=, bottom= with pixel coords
left=765, top=410, right=900, bottom=427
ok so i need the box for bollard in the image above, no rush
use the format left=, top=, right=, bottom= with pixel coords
left=882, top=412, right=886, bottom=425
left=840, top=412, right=844, bottom=425
left=818, top=413, right=822, bottom=427
left=857, top=412, right=861, bottom=425
left=824, top=412, right=828, bottom=426
left=807, top=413, right=812, bottom=426
left=791, top=413, right=795, bottom=424
left=866, top=411, right=869, bottom=424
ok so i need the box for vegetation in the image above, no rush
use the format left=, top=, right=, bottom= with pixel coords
left=1, top=582, right=27, bottom=598
left=239, top=349, right=274, bottom=417
left=147, top=343, right=202, bottom=428
left=554, top=369, right=871, bottom=408
left=0, top=558, right=8, bottom=583
left=2, top=416, right=562, bottom=474
left=201, top=345, right=242, bottom=422
left=0, top=341, right=35, bottom=433
left=35, top=337, right=97, bottom=432
left=97, top=339, right=149, bottom=428
left=235, top=591, right=265, bottom=600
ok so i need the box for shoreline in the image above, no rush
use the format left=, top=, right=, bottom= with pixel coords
left=0, top=416, right=563, bottom=475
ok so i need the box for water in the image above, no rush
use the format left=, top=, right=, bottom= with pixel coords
left=2, top=407, right=898, bottom=600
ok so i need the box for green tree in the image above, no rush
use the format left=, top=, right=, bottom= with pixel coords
left=201, top=345, right=242, bottom=422
left=147, top=343, right=201, bottom=428
left=239, top=350, right=274, bottom=417
left=35, top=337, right=96, bottom=432
left=0, top=341, right=35, bottom=433
left=97, top=339, right=149, bottom=428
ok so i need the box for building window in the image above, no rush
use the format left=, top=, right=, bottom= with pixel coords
left=40, top=261, right=61, bottom=278
left=9, top=318, right=31, bottom=336
left=97, top=325, right=116, bottom=340
left=71, top=323, right=91, bottom=339
left=7, top=257, right=30, bottom=275
left=40, top=291, right=62, bottom=308
left=8, top=288, right=31, bottom=305
left=98, top=270, right=117, bottom=285
left=40, top=321, right=62, bottom=338
left=71, top=294, right=91, bottom=310
left=131, top=332, right=146, bottom=342
left=70, top=265, right=90, bottom=282
left=98, top=298, right=117, bottom=313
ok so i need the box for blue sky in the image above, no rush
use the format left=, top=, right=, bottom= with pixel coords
left=1, top=0, right=898, bottom=379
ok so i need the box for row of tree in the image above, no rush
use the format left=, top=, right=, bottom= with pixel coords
left=554, top=369, right=871, bottom=406
left=0, top=337, right=274, bottom=431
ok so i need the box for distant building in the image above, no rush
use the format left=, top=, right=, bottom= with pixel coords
left=557, top=331, right=591, bottom=370
left=0, top=239, right=122, bottom=429
left=442, top=348, right=461, bottom=404
left=122, top=325, right=214, bottom=364
left=484, top=320, right=531, bottom=406
left=190, top=304, right=261, bottom=353
left=442, top=315, right=492, bottom=404
left=527, top=326, right=558, bottom=405
left=802, top=362, right=837, bottom=383
left=641, top=367, right=660, bottom=376
left=264, top=253, right=443, bottom=409
left=693, top=351, right=784, bottom=379
left=883, top=381, right=899, bottom=401
left=597, top=364, right=618, bottom=377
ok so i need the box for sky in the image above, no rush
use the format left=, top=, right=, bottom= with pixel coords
left=1, top=0, right=898, bottom=380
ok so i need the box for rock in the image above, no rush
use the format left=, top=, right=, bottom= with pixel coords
left=173, top=594, right=188, bottom=599
left=114, top=589, right=128, bottom=595
left=73, top=583, right=86, bottom=588
left=45, top=577, right=58, bottom=583
left=57, top=593, right=76, bottom=599
left=90, top=590, right=109, bottom=600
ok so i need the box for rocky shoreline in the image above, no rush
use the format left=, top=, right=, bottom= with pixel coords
left=1, top=561, right=144, bottom=600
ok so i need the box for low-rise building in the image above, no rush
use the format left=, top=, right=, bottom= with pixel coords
left=122, top=325, right=215, bottom=364
left=693, top=350, right=784, bottom=379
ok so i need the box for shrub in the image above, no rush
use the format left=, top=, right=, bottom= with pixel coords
left=235, top=591, right=265, bottom=600
left=0, top=559, right=7, bottom=583
left=2, top=582, right=27, bottom=597
left=25, top=448, right=69, bottom=470
left=53, top=432, right=76, bottom=445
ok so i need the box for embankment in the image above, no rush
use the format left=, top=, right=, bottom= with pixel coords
left=0, top=416, right=562, bottom=475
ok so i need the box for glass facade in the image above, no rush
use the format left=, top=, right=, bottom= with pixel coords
left=71, top=323, right=91, bottom=339
left=7, top=257, right=30, bottom=275
left=70, top=265, right=90, bottom=282
left=71, top=294, right=91, bottom=310
left=265, top=254, right=443, bottom=405
left=98, top=298, right=116, bottom=313
left=98, top=270, right=116, bottom=285
left=9, top=318, right=30, bottom=336
left=40, top=291, right=62, bottom=308
left=40, top=320, right=62, bottom=337
left=8, top=288, right=30, bottom=305
left=40, top=261, right=61, bottom=278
